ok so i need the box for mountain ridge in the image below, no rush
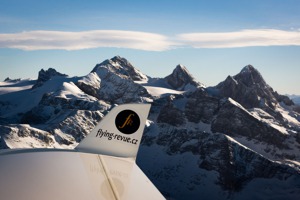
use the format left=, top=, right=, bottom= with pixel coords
left=0, top=56, right=300, bottom=199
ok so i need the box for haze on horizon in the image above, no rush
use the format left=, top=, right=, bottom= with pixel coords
left=0, top=0, right=300, bottom=95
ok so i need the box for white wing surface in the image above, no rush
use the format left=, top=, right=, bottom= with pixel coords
left=0, top=104, right=165, bottom=200
left=0, top=152, right=165, bottom=200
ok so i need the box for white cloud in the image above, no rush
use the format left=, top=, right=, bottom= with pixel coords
left=1, top=29, right=300, bottom=51
left=0, top=30, right=173, bottom=51
left=177, top=29, right=300, bottom=48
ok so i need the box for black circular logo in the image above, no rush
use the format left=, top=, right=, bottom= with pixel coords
left=115, top=110, right=140, bottom=134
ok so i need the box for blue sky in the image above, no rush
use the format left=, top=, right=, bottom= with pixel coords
left=1, top=0, right=300, bottom=94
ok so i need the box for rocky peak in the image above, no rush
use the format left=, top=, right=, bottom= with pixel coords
left=240, top=64, right=255, bottom=73
left=78, top=56, right=151, bottom=104
left=215, top=65, right=278, bottom=109
left=235, top=65, right=268, bottom=88
left=92, top=56, right=147, bottom=81
left=164, top=64, right=203, bottom=91
left=214, top=65, right=295, bottom=124
left=4, top=77, right=11, bottom=82
left=111, top=55, right=130, bottom=66
left=3, top=77, right=21, bottom=82
left=32, top=68, right=67, bottom=89
left=174, top=64, right=190, bottom=74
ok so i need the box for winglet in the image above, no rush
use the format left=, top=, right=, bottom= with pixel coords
left=75, top=104, right=151, bottom=158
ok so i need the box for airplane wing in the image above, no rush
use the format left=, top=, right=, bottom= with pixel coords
left=0, top=104, right=165, bottom=200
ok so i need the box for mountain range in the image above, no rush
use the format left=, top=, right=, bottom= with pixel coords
left=0, top=56, right=300, bottom=199
left=288, top=94, right=300, bottom=105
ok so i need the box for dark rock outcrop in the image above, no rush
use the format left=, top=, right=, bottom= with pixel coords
left=216, top=65, right=277, bottom=109
left=211, top=98, right=287, bottom=147
left=214, top=65, right=295, bottom=124
left=185, top=88, right=219, bottom=123
left=274, top=91, right=294, bottom=106
left=164, top=64, right=203, bottom=91
left=157, top=103, right=186, bottom=126
left=32, top=68, right=67, bottom=89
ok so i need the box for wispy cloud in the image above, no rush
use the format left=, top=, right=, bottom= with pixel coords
left=0, top=30, right=173, bottom=51
left=177, top=29, right=300, bottom=48
left=1, top=29, right=300, bottom=51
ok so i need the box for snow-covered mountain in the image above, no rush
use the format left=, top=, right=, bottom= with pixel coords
left=213, top=65, right=294, bottom=109
left=0, top=56, right=300, bottom=199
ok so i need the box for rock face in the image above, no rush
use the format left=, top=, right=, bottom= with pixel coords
left=157, top=101, right=186, bottom=126
left=214, top=65, right=296, bottom=124
left=215, top=65, right=277, bottom=109
left=1, top=58, right=300, bottom=200
left=185, top=88, right=219, bottom=123
left=139, top=124, right=299, bottom=196
left=32, top=68, right=67, bottom=89
left=138, top=87, right=300, bottom=199
left=164, top=64, right=203, bottom=90
left=75, top=72, right=100, bottom=98
left=211, top=98, right=286, bottom=147
left=274, top=91, right=294, bottom=106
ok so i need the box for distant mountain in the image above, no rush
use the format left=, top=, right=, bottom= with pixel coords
left=1, top=56, right=300, bottom=200
left=92, top=55, right=148, bottom=81
left=212, top=65, right=295, bottom=125
left=78, top=55, right=151, bottom=104
left=3, top=77, right=21, bottom=82
left=289, top=94, right=300, bottom=105
left=164, top=64, right=204, bottom=91
left=214, top=65, right=293, bottom=109
left=32, top=68, right=68, bottom=89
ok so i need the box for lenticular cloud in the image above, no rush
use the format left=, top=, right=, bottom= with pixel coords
left=0, top=30, right=173, bottom=51
left=177, top=29, right=300, bottom=48
left=0, top=29, right=300, bottom=51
